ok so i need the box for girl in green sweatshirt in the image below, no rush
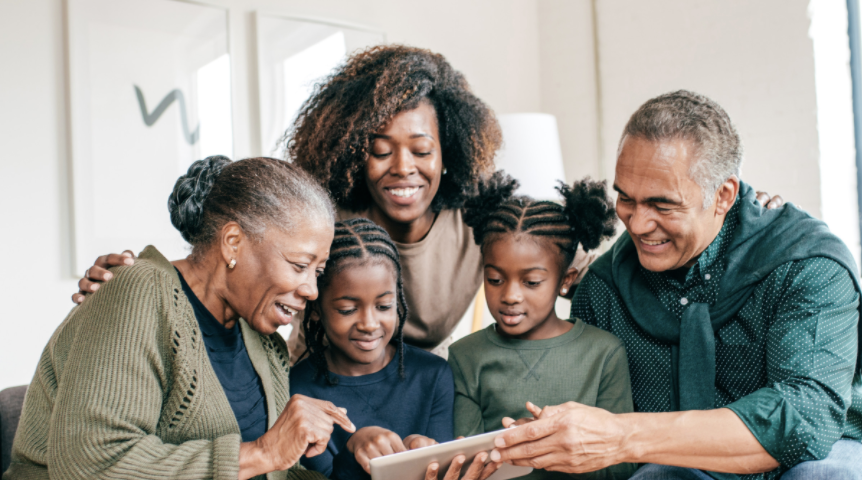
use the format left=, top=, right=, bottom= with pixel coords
left=448, top=172, right=636, bottom=480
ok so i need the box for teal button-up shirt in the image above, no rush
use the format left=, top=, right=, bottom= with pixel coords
left=572, top=200, right=862, bottom=479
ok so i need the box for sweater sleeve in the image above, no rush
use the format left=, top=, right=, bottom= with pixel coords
left=595, top=344, right=634, bottom=415
left=449, top=352, right=484, bottom=438
left=46, top=263, right=242, bottom=480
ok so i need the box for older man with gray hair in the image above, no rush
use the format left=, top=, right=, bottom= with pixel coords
left=490, top=90, right=862, bottom=479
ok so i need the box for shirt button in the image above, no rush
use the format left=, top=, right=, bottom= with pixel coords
left=704, top=274, right=711, bottom=280
left=680, top=297, right=689, bottom=306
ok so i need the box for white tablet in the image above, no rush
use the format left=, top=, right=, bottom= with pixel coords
left=369, top=429, right=533, bottom=480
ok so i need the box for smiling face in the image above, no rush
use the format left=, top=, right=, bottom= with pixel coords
left=614, top=135, right=736, bottom=272
left=317, top=260, right=399, bottom=376
left=365, top=101, right=443, bottom=238
left=226, top=220, right=333, bottom=335
left=482, top=234, right=576, bottom=340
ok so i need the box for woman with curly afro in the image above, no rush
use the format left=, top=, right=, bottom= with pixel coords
left=73, top=45, right=591, bottom=360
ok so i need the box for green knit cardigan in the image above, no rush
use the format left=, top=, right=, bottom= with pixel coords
left=3, top=246, right=327, bottom=480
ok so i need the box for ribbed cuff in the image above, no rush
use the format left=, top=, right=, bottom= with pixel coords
left=213, top=434, right=242, bottom=480
left=286, top=468, right=330, bottom=480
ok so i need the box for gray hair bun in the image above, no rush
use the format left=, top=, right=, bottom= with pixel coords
left=168, top=155, right=232, bottom=243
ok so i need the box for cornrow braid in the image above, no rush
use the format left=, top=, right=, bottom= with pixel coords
left=464, top=172, right=617, bottom=270
left=302, top=218, right=409, bottom=385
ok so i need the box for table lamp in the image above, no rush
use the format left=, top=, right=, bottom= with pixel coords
left=494, top=113, right=567, bottom=200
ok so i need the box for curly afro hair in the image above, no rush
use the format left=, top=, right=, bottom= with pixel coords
left=284, top=45, right=502, bottom=212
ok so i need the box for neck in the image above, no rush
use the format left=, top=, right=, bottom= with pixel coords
left=682, top=212, right=728, bottom=268
left=325, top=343, right=396, bottom=377
left=173, top=256, right=239, bottom=329
left=367, top=205, right=437, bottom=244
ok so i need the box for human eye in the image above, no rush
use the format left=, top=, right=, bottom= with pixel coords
left=292, top=263, right=308, bottom=273
left=377, top=303, right=394, bottom=311
left=371, top=150, right=392, bottom=159
left=525, top=280, right=544, bottom=288
left=486, top=277, right=503, bottom=286
left=337, top=307, right=357, bottom=316
left=315, top=268, right=325, bottom=278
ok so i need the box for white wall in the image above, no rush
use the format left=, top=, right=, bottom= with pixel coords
left=0, top=0, right=541, bottom=390
left=1, top=0, right=856, bottom=390
left=538, top=0, right=857, bottom=257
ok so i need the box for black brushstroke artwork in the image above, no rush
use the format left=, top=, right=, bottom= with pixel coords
left=134, top=85, right=200, bottom=145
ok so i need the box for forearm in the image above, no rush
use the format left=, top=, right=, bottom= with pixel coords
left=619, top=408, right=779, bottom=473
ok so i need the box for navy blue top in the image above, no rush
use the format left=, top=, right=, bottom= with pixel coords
left=290, top=345, right=455, bottom=480
left=176, top=269, right=268, bottom=442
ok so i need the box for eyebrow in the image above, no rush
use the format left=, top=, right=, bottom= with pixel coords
left=333, top=291, right=394, bottom=302
left=613, top=184, right=682, bottom=206
left=370, top=133, right=435, bottom=140
left=485, top=264, right=548, bottom=273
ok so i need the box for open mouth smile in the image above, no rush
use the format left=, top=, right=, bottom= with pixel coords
left=275, top=302, right=300, bottom=326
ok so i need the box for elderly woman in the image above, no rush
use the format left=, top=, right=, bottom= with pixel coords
left=5, top=157, right=354, bottom=480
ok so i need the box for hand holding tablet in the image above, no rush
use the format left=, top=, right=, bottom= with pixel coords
left=369, top=429, right=533, bottom=480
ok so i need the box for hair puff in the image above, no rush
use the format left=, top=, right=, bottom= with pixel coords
left=556, top=178, right=617, bottom=251
left=462, top=170, right=519, bottom=245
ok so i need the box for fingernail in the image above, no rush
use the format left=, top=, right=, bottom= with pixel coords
left=430, top=463, right=438, bottom=472
left=104, top=273, right=113, bottom=280
left=124, top=258, right=133, bottom=265
left=495, top=437, right=505, bottom=448
left=339, top=407, right=347, bottom=413
left=478, top=452, right=487, bottom=462
left=490, top=450, right=501, bottom=462
left=91, top=284, right=99, bottom=291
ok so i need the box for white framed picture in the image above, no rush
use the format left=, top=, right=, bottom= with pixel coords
left=255, top=13, right=385, bottom=156
left=67, top=0, right=232, bottom=273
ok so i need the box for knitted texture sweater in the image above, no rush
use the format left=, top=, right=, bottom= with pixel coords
left=3, top=246, right=325, bottom=480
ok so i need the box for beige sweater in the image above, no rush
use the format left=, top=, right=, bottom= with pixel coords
left=4, top=247, right=326, bottom=480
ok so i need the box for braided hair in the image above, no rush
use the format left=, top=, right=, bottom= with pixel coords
left=463, top=171, right=617, bottom=270
left=302, top=218, right=409, bottom=385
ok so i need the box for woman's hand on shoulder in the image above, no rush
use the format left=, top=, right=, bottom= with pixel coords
left=755, top=191, right=784, bottom=209
left=72, top=250, right=136, bottom=304
left=239, top=394, right=354, bottom=480
left=347, top=426, right=409, bottom=473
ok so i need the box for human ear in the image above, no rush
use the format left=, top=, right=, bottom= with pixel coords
left=559, top=266, right=579, bottom=297
left=219, top=222, right=244, bottom=269
left=713, top=175, right=740, bottom=216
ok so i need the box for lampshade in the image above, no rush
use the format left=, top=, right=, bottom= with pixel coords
left=495, top=113, right=567, bottom=200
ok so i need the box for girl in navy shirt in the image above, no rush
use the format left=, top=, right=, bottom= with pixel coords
left=290, top=219, right=490, bottom=480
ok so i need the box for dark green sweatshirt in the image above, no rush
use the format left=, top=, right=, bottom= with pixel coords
left=448, top=318, right=636, bottom=480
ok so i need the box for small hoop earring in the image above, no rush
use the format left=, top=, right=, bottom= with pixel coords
left=228, top=259, right=236, bottom=269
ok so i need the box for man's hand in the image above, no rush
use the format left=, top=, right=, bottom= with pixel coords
left=404, top=434, right=438, bottom=450
left=490, top=402, right=627, bottom=474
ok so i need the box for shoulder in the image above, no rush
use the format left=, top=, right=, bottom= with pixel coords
left=404, top=344, right=451, bottom=374
left=449, top=328, right=493, bottom=358
left=577, top=321, right=625, bottom=349
left=288, top=357, right=320, bottom=393
left=772, top=257, right=859, bottom=303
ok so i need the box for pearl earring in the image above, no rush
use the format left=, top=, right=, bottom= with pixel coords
left=228, top=259, right=236, bottom=269
left=561, top=288, right=568, bottom=295
left=443, top=167, right=448, bottom=175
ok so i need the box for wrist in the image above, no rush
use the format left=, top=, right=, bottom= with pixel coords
left=239, top=439, right=271, bottom=480
left=615, top=412, right=648, bottom=464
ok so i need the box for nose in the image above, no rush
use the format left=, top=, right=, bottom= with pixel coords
left=356, top=307, right=381, bottom=333
left=295, top=272, right=319, bottom=301
left=389, top=147, right=417, bottom=177
left=500, top=282, right=523, bottom=305
left=627, top=204, right=657, bottom=236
